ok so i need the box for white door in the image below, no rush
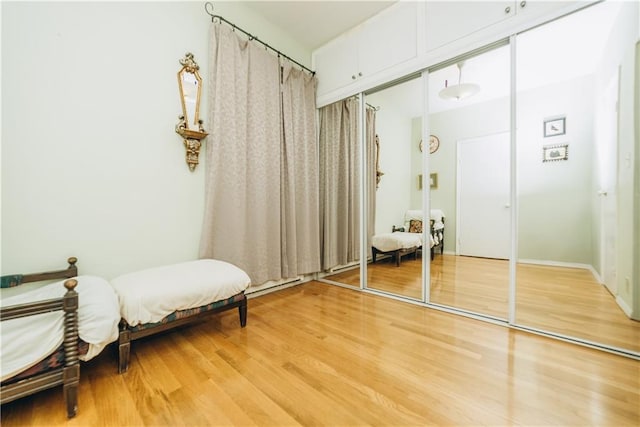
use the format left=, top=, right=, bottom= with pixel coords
left=457, top=132, right=511, bottom=259
left=599, top=71, right=619, bottom=295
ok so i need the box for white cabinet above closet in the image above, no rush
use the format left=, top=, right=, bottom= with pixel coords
left=424, top=1, right=513, bottom=52
left=313, top=0, right=592, bottom=107
left=424, top=1, right=578, bottom=53
left=312, top=31, right=360, bottom=96
left=313, top=2, right=420, bottom=104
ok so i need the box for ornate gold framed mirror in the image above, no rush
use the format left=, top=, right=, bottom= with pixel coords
left=175, top=52, right=208, bottom=171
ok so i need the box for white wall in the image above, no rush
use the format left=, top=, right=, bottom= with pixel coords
left=1, top=2, right=311, bottom=279
left=426, top=74, right=595, bottom=263
left=410, top=117, right=421, bottom=210
left=516, top=75, right=595, bottom=264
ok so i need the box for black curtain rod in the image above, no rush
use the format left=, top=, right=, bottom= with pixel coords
left=204, top=2, right=315, bottom=75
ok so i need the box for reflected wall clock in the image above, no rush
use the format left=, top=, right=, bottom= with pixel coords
left=420, top=135, right=440, bottom=153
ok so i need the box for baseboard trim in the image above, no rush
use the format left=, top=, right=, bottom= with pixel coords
left=616, top=295, right=633, bottom=317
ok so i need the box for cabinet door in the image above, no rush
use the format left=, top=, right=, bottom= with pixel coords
left=313, top=34, right=359, bottom=97
left=515, top=0, right=576, bottom=22
left=425, top=1, right=514, bottom=52
left=358, top=2, right=418, bottom=78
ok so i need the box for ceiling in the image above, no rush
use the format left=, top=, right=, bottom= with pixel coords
left=242, top=1, right=396, bottom=50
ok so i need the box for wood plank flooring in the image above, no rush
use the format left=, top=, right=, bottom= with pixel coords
left=330, top=254, right=640, bottom=353
left=2, top=281, right=639, bottom=426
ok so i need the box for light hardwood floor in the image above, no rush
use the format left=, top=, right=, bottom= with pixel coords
left=330, top=254, right=640, bottom=353
left=2, top=281, right=638, bottom=426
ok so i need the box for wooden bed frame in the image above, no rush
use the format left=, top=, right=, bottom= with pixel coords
left=0, top=257, right=80, bottom=418
left=430, top=217, right=445, bottom=260
left=371, top=244, right=419, bottom=266
left=117, top=294, right=247, bottom=373
left=372, top=218, right=445, bottom=266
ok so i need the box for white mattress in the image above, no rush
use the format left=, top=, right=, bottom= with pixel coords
left=0, top=275, right=120, bottom=381
left=372, top=232, right=423, bottom=252
left=111, top=259, right=251, bottom=327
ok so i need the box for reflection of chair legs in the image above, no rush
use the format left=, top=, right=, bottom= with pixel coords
left=372, top=246, right=417, bottom=267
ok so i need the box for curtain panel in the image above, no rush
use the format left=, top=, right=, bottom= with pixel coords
left=366, top=107, right=377, bottom=258
left=201, top=23, right=320, bottom=286
left=319, top=98, right=360, bottom=270
left=318, top=100, right=377, bottom=271
left=280, top=63, right=321, bottom=278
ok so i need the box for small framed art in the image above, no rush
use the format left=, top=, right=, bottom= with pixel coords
left=543, top=144, right=569, bottom=162
left=543, top=116, right=566, bottom=137
left=430, top=173, right=438, bottom=189
left=418, top=173, right=439, bottom=189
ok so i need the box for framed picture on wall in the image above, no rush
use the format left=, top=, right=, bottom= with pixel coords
left=543, top=116, right=566, bottom=137
left=543, top=144, right=569, bottom=162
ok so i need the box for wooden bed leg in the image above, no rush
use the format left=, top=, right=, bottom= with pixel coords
left=372, top=247, right=378, bottom=263
left=395, top=250, right=401, bottom=267
left=62, top=279, right=79, bottom=418
left=118, top=328, right=131, bottom=374
left=63, top=365, right=79, bottom=418
left=239, top=298, right=247, bottom=327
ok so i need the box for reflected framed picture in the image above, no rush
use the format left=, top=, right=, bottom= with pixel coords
left=430, top=173, right=438, bottom=189
left=543, top=144, right=569, bottom=162
left=418, top=173, right=439, bottom=189
left=543, top=116, right=566, bottom=137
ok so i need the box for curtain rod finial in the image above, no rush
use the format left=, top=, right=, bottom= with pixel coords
left=205, top=2, right=215, bottom=17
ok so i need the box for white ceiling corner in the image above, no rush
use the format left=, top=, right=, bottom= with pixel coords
left=241, top=1, right=397, bottom=51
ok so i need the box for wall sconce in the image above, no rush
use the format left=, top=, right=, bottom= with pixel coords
left=175, top=52, right=208, bottom=171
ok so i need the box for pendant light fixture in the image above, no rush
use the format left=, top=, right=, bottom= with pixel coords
left=438, top=61, right=480, bottom=100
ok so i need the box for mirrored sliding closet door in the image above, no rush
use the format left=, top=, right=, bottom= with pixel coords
left=317, top=97, right=362, bottom=289
left=364, top=77, right=425, bottom=300
left=427, top=45, right=512, bottom=320
left=514, top=0, right=640, bottom=355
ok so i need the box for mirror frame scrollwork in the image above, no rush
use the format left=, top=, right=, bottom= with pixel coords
left=175, top=52, right=208, bottom=171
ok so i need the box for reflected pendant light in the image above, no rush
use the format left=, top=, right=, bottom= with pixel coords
left=439, top=61, right=480, bottom=100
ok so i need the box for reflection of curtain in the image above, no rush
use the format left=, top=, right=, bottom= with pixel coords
left=319, top=100, right=376, bottom=270
left=201, top=23, right=319, bottom=285
left=319, top=98, right=360, bottom=270
left=366, top=108, right=377, bottom=257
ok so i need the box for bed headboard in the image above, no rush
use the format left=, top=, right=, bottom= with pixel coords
left=1, top=257, right=78, bottom=288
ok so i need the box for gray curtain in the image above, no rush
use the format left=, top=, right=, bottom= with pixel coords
left=319, top=100, right=377, bottom=270
left=280, top=62, right=321, bottom=277
left=319, top=98, right=360, bottom=270
left=366, top=107, right=377, bottom=257
left=200, top=23, right=320, bottom=286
